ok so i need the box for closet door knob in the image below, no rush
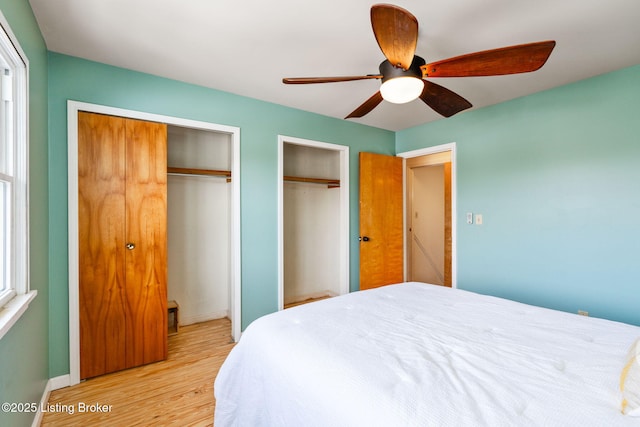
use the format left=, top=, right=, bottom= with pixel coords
left=125, top=243, right=135, bottom=250
left=359, top=236, right=370, bottom=242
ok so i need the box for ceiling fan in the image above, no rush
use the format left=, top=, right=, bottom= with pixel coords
left=283, top=4, right=556, bottom=119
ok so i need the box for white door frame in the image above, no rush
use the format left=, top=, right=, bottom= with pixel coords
left=66, top=101, right=242, bottom=386
left=277, top=135, right=350, bottom=310
left=397, top=142, right=457, bottom=288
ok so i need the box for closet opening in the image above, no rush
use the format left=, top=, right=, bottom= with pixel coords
left=277, top=136, right=350, bottom=310
left=67, top=101, right=241, bottom=386
left=167, top=126, right=232, bottom=327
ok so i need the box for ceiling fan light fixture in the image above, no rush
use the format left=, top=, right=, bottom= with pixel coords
left=380, top=76, right=424, bottom=104
left=283, top=3, right=555, bottom=120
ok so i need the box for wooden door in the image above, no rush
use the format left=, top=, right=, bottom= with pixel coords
left=78, top=112, right=127, bottom=379
left=78, top=112, right=167, bottom=379
left=443, top=162, right=452, bottom=287
left=124, top=118, right=168, bottom=368
left=359, top=152, right=404, bottom=290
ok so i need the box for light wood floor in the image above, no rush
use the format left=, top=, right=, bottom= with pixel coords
left=284, top=295, right=332, bottom=309
left=41, top=318, right=235, bottom=426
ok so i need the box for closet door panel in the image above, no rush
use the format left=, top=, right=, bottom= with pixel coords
left=124, top=119, right=168, bottom=366
left=78, top=112, right=127, bottom=379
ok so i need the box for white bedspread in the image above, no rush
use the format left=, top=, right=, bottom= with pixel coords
left=214, top=282, right=640, bottom=426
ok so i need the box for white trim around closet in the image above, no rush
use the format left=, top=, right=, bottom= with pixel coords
left=277, top=135, right=350, bottom=310
left=66, top=101, right=241, bottom=387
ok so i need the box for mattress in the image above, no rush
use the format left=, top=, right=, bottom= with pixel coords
left=214, top=282, right=640, bottom=426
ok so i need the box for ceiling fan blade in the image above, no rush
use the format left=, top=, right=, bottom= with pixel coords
left=283, top=75, right=382, bottom=84
left=345, top=91, right=384, bottom=119
left=419, top=81, right=472, bottom=117
left=371, top=4, right=418, bottom=70
left=421, top=41, right=556, bottom=78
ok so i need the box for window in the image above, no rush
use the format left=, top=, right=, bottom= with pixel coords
left=0, top=61, right=16, bottom=305
left=0, top=11, right=34, bottom=339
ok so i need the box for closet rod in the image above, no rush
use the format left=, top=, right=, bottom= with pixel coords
left=167, top=167, right=231, bottom=182
left=283, top=175, right=340, bottom=188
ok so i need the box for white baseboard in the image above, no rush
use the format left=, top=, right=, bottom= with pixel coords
left=30, top=375, right=71, bottom=426
left=49, top=374, right=71, bottom=391
left=31, top=379, right=50, bottom=427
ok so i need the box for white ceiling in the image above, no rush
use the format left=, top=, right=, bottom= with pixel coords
left=29, top=0, right=640, bottom=131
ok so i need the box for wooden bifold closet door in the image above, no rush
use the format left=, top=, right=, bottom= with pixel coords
left=78, top=111, right=168, bottom=379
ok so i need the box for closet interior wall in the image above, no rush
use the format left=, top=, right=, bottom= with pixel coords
left=283, top=143, right=341, bottom=305
left=167, top=126, right=231, bottom=325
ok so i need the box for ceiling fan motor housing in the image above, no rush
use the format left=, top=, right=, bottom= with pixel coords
left=380, top=55, right=425, bottom=82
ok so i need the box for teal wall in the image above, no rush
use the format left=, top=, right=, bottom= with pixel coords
left=397, top=65, right=640, bottom=326
left=0, top=1, right=49, bottom=426
left=47, top=52, right=395, bottom=377
left=2, top=0, right=638, bottom=408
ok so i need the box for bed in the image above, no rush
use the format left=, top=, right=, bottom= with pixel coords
left=214, top=282, right=640, bottom=426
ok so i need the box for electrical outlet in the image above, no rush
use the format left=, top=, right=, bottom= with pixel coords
left=578, top=310, right=589, bottom=316
left=466, top=212, right=473, bottom=224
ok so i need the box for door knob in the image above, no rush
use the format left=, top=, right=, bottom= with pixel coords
left=359, top=236, right=370, bottom=242
left=125, top=243, right=135, bottom=250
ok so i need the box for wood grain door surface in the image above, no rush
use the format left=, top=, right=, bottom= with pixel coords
left=359, top=152, right=404, bottom=290
left=78, top=111, right=167, bottom=379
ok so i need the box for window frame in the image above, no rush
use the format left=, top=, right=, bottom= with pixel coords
left=0, top=10, right=35, bottom=340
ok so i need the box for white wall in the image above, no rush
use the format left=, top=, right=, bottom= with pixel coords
left=283, top=144, right=341, bottom=304
left=167, top=126, right=231, bottom=324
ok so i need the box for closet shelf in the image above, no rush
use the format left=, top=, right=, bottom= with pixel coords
left=284, top=175, right=340, bottom=188
left=168, top=167, right=231, bottom=182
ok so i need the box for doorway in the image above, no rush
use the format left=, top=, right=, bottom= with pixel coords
left=167, top=126, right=233, bottom=325
left=398, top=143, right=457, bottom=288
left=67, top=101, right=241, bottom=386
left=277, top=136, right=349, bottom=310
